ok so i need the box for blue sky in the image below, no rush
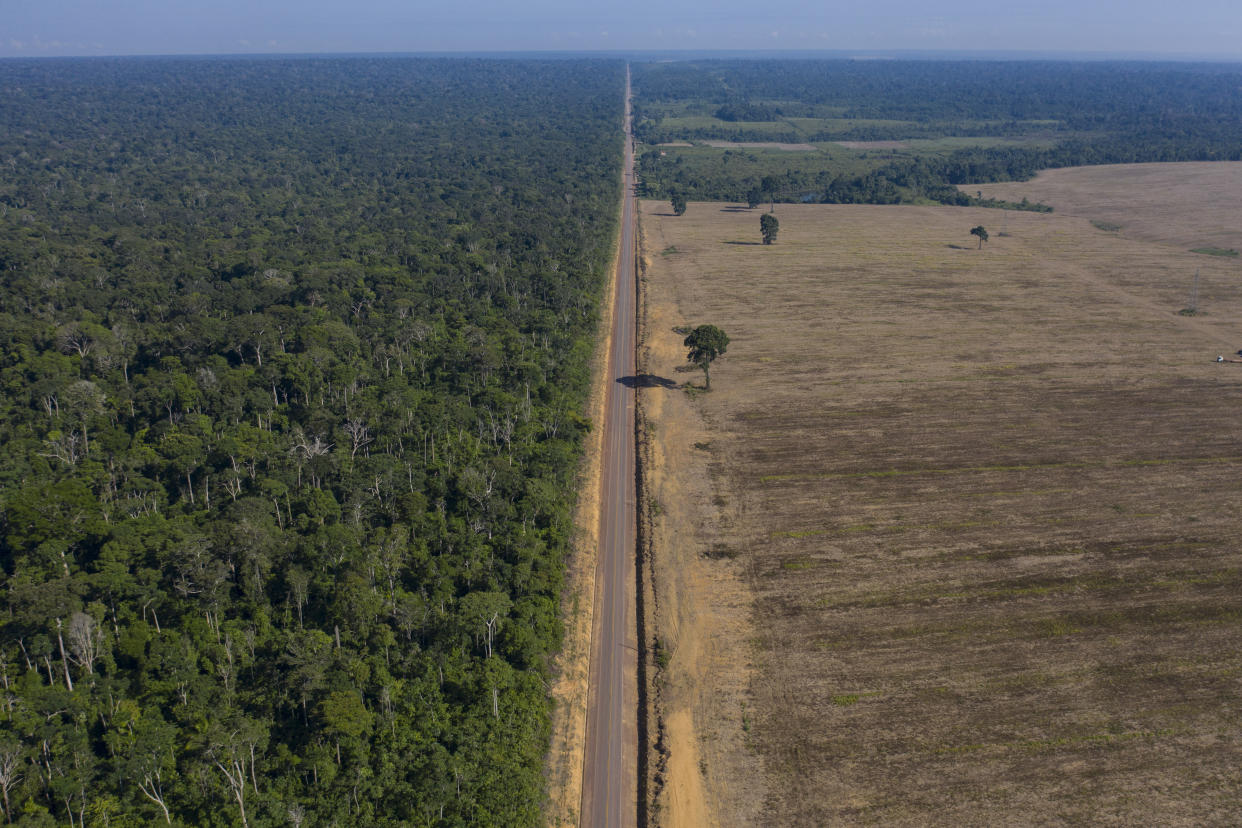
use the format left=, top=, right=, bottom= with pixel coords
left=3, top=0, right=1240, bottom=58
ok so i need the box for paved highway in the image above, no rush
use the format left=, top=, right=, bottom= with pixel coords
left=581, top=65, right=638, bottom=828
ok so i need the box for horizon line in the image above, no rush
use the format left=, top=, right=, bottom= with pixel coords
left=2, top=47, right=1242, bottom=64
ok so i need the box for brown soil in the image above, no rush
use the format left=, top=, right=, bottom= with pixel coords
left=640, top=198, right=1242, bottom=826
left=637, top=230, right=766, bottom=828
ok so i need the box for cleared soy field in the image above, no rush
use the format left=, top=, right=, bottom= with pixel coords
left=972, top=161, right=1242, bottom=253
left=639, top=198, right=1242, bottom=825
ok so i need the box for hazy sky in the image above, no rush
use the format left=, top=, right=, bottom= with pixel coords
left=3, top=0, right=1241, bottom=59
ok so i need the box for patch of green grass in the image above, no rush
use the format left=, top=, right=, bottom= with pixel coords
left=660, top=245, right=681, bottom=256
left=781, top=556, right=815, bottom=571
left=1190, top=246, right=1239, bottom=257
left=660, top=116, right=795, bottom=135
left=654, top=639, right=671, bottom=670
left=1091, top=220, right=1122, bottom=232
left=840, top=523, right=875, bottom=534
left=770, top=528, right=828, bottom=540
left=831, top=691, right=882, bottom=707
left=1038, top=617, right=1079, bottom=638
left=905, top=135, right=1060, bottom=152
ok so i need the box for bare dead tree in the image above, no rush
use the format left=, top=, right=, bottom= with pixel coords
left=0, top=741, right=22, bottom=823
left=55, top=323, right=94, bottom=357
left=39, top=431, right=83, bottom=467
left=343, top=419, right=372, bottom=460
left=134, top=752, right=173, bottom=824
left=65, top=612, right=103, bottom=676
left=289, top=428, right=333, bottom=488
left=207, top=725, right=263, bottom=828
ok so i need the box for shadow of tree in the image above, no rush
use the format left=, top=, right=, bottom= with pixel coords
left=617, top=374, right=679, bottom=389
left=723, top=240, right=762, bottom=246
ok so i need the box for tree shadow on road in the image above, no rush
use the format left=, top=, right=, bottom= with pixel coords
left=617, top=374, right=679, bottom=389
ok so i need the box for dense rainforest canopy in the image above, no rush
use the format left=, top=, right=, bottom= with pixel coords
left=632, top=60, right=1242, bottom=205
left=0, top=56, right=622, bottom=826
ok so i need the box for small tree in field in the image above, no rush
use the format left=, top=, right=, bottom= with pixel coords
left=760, top=213, right=779, bottom=245
left=970, top=225, right=989, bottom=249
left=745, top=187, right=762, bottom=209
left=671, top=193, right=687, bottom=216
left=684, top=325, right=729, bottom=390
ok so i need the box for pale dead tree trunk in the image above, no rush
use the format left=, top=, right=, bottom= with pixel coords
left=54, top=619, right=74, bottom=692
left=0, top=742, right=22, bottom=823
left=213, top=752, right=250, bottom=828
left=137, top=769, right=172, bottom=824
left=287, top=568, right=309, bottom=630
left=484, top=612, right=499, bottom=659
left=217, top=634, right=236, bottom=695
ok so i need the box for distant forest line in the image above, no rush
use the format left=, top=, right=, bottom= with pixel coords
left=632, top=60, right=1242, bottom=206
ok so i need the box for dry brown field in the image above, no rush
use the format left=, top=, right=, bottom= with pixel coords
left=639, top=197, right=1242, bottom=826
left=700, top=140, right=819, bottom=151
left=971, top=162, right=1242, bottom=253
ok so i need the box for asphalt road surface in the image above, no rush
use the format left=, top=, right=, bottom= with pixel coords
left=580, top=65, right=638, bottom=828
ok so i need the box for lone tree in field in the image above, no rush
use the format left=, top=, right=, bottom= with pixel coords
left=684, top=325, right=729, bottom=390
left=970, top=225, right=989, bottom=249
left=760, top=212, right=780, bottom=245
left=671, top=192, right=687, bottom=216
